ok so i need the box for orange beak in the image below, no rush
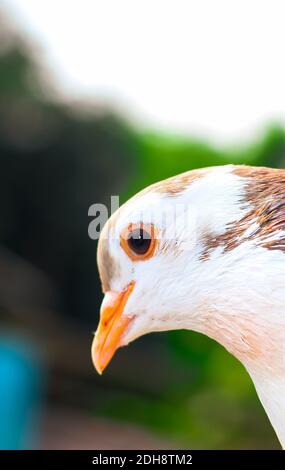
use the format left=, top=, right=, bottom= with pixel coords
left=91, top=282, right=135, bottom=374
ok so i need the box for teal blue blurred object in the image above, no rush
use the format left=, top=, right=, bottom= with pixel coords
left=0, top=336, right=44, bottom=449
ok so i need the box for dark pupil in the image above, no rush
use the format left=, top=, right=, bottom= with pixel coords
left=128, top=228, right=151, bottom=255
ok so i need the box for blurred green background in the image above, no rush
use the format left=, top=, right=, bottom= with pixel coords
left=0, top=8, right=284, bottom=449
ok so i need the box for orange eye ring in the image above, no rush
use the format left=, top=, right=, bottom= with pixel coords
left=120, top=223, right=158, bottom=261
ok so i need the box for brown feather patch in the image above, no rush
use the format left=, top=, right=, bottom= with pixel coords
left=134, top=168, right=208, bottom=198
left=201, top=165, right=285, bottom=259
left=152, top=169, right=206, bottom=195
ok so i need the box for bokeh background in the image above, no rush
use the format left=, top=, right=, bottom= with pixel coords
left=0, top=0, right=284, bottom=449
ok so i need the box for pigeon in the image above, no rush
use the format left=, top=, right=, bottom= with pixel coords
left=92, top=164, right=285, bottom=448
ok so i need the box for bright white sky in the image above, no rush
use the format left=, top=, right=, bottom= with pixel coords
left=2, top=0, right=285, bottom=143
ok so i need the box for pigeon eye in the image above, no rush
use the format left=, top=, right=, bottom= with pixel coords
left=120, top=223, right=158, bottom=261
left=128, top=228, right=151, bottom=255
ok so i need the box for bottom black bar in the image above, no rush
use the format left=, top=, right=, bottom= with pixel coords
left=0, top=450, right=284, bottom=466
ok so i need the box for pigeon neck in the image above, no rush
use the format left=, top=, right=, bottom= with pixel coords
left=248, top=368, right=285, bottom=449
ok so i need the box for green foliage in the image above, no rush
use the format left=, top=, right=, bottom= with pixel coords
left=123, top=126, right=285, bottom=201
